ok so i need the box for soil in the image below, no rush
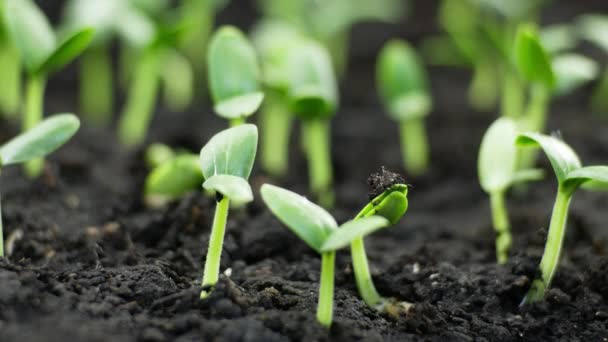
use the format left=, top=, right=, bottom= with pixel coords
left=2, top=0, right=608, bottom=341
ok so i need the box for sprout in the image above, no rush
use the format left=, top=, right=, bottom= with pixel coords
left=207, top=26, right=264, bottom=127
left=199, top=124, right=258, bottom=299
left=517, top=133, right=608, bottom=304
left=0, top=0, right=21, bottom=117
left=260, top=184, right=390, bottom=327
left=377, top=40, right=432, bottom=176
left=287, top=40, right=338, bottom=207
left=144, top=153, right=203, bottom=207
left=0, top=114, right=80, bottom=257
left=477, top=118, right=543, bottom=263
left=3, top=0, right=93, bottom=177
left=351, top=168, right=410, bottom=312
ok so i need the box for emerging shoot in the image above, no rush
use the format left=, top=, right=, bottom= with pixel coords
left=377, top=40, right=432, bottom=176
left=517, top=133, right=608, bottom=304
left=144, top=153, right=203, bottom=207
left=208, top=26, right=264, bottom=126
left=0, top=114, right=80, bottom=257
left=477, top=118, right=543, bottom=263
left=261, top=184, right=390, bottom=327
left=199, top=124, right=258, bottom=299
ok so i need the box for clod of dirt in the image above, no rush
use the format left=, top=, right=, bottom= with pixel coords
left=367, top=166, right=406, bottom=199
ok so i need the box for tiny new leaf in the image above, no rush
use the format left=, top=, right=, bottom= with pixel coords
left=38, top=28, right=95, bottom=74
left=0, top=114, right=80, bottom=166
left=516, top=133, right=582, bottom=184
left=552, top=54, right=599, bottom=96
left=208, top=26, right=263, bottom=119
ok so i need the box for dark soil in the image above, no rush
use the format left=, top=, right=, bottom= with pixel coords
left=2, top=1, right=608, bottom=341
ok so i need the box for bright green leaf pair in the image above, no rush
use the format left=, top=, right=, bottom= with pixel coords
left=144, top=154, right=203, bottom=205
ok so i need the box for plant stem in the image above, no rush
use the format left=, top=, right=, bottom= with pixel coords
left=500, top=68, right=524, bottom=119
left=23, top=74, right=47, bottom=178
left=261, top=90, right=291, bottom=178
left=118, top=48, right=160, bottom=146
left=521, top=187, right=572, bottom=305
left=518, top=84, right=550, bottom=172
left=229, top=117, right=245, bottom=127
left=468, top=60, right=498, bottom=111
left=317, top=251, right=335, bottom=327
left=399, top=119, right=429, bottom=176
left=490, top=191, right=511, bottom=264
left=302, top=119, right=333, bottom=207
left=350, top=237, right=382, bottom=307
left=80, top=46, right=113, bottom=124
left=0, top=34, right=21, bottom=117
left=201, top=196, right=230, bottom=299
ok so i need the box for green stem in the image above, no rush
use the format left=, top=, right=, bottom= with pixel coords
left=261, top=90, right=291, bottom=178
left=118, top=48, right=160, bottom=146
left=201, top=196, right=230, bottom=299
left=302, top=119, right=333, bottom=207
left=522, top=187, right=572, bottom=305
left=80, top=46, right=113, bottom=124
left=0, top=34, right=21, bottom=117
left=350, top=237, right=382, bottom=307
left=229, top=117, right=245, bottom=127
left=317, top=251, right=335, bottom=327
left=399, top=119, right=429, bottom=176
left=500, top=68, right=524, bottom=119
left=490, top=191, right=511, bottom=264
left=23, top=74, right=47, bottom=178
left=468, top=60, right=498, bottom=111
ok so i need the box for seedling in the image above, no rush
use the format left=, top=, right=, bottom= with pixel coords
left=0, top=114, right=80, bottom=257
left=287, top=40, right=338, bottom=207
left=351, top=168, right=410, bottom=311
left=251, top=20, right=303, bottom=178
left=199, top=124, right=258, bottom=298
left=0, top=0, right=20, bottom=117
left=261, top=184, right=390, bottom=327
left=377, top=40, right=432, bottom=176
left=4, top=0, right=93, bottom=177
left=477, top=118, right=543, bottom=263
left=207, top=26, right=264, bottom=127
left=517, top=133, right=608, bottom=304
left=144, top=153, right=203, bottom=207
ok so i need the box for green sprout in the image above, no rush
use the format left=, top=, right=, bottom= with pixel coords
left=477, top=118, right=543, bottom=263
left=287, top=40, right=338, bottom=207
left=517, top=133, right=608, bottom=304
left=377, top=40, right=432, bottom=176
left=0, top=114, right=80, bottom=257
left=4, top=0, right=93, bottom=178
left=260, top=184, right=390, bottom=327
left=199, top=124, right=258, bottom=299
left=207, top=26, right=264, bottom=127
left=251, top=20, right=303, bottom=178
left=0, top=0, right=21, bottom=117
left=351, top=168, right=410, bottom=312
left=144, top=153, right=203, bottom=207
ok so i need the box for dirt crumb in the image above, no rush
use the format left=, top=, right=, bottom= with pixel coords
left=367, top=166, right=406, bottom=199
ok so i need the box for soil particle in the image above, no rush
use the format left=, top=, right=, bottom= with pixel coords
left=367, top=167, right=407, bottom=199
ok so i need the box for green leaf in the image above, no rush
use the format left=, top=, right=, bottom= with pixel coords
left=578, top=14, right=608, bottom=53
left=115, top=8, right=156, bottom=48
left=514, top=24, right=555, bottom=88
left=377, top=39, right=430, bottom=121
left=511, top=168, right=545, bottom=184
left=62, top=0, right=122, bottom=45
left=208, top=26, right=262, bottom=118
left=287, top=40, right=338, bottom=120
left=552, top=54, right=599, bottom=96
left=144, top=154, right=203, bottom=200
left=38, top=28, right=94, bottom=74
left=0, top=114, right=80, bottom=166
left=214, top=92, right=265, bottom=119
left=199, top=124, right=258, bottom=180
left=540, top=24, right=577, bottom=54
left=564, top=166, right=608, bottom=191
left=516, top=133, right=582, bottom=184
left=203, top=174, right=253, bottom=204
left=373, top=190, right=408, bottom=225
left=320, top=216, right=389, bottom=252
left=4, top=0, right=56, bottom=72
left=145, top=143, right=175, bottom=168
left=478, top=118, right=519, bottom=192
left=260, top=184, right=337, bottom=253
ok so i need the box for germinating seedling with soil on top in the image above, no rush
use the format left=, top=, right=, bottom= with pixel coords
left=261, top=184, right=392, bottom=327
left=199, top=124, right=258, bottom=299
left=4, top=0, right=93, bottom=177
left=516, top=133, right=608, bottom=304
left=0, top=114, right=80, bottom=257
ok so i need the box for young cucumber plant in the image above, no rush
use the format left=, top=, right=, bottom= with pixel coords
left=4, top=0, right=93, bottom=178
left=351, top=168, right=410, bottom=312
left=0, top=114, right=80, bottom=257
left=144, top=152, right=203, bottom=207
left=478, top=118, right=543, bottom=263
left=199, top=124, right=258, bottom=299
left=517, top=133, right=608, bottom=304
left=287, top=40, right=338, bottom=208
left=208, top=26, right=264, bottom=127
left=260, top=184, right=390, bottom=327
left=377, top=40, right=432, bottom=176
left=0, top=0, right=21, bottom=117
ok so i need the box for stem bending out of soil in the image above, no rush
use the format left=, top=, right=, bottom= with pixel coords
left=317, top=251, right=335, bottom=327
left=350, top=237, right=382, bottom=307
left=201, top=196, right=230, bottom=299
left=80, top=46, right=113, bottom=125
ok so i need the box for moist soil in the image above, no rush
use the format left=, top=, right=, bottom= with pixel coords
left=2, top=1, right=608, bottom=341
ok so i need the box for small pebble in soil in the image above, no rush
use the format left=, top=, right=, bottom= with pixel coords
left=367, top=166, right=406, bottom=199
